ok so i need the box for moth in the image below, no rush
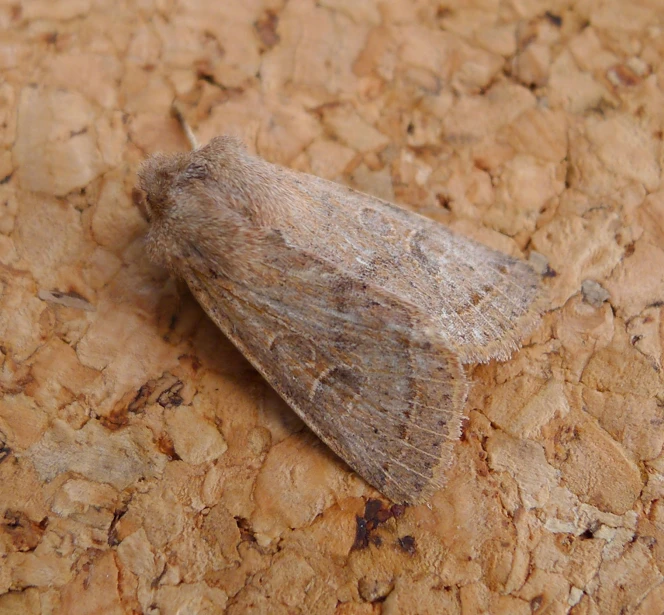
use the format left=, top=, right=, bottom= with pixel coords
left=133, top=114, right=543, bottom=504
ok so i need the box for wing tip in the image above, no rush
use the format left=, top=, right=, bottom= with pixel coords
left=457, top=272, right=549, bottom=365
left=382, top=439, right=459, bottom=505
left=377, top=372, right=468, bottom=505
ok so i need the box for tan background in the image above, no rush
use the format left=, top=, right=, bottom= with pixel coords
left=1, top=0, right=664, bottom=613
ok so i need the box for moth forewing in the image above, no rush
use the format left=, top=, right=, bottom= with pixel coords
left=270, top=169, right=544, bottom=365
left=136, top=134, right=543, bottom=504
left=181, top=240, right=469, bottom=504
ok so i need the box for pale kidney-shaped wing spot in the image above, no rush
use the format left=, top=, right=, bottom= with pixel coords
left=407, top=229, right=509, bottom=341
left=269, top=333, right=317, bottom=366
left=358, top=207, right=396, bottom=237
left=310, top=366, right=365, bottom=407
left=408, top=229, right=445, bottom=274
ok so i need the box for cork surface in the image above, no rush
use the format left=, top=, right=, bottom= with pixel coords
left=1, top=1, right=663, bottom=614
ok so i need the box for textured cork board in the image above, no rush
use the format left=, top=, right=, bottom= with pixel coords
left=1, top=1, right=664, bottom=614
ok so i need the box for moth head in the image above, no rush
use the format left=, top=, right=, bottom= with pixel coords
left=133, top=136, right=273, bottom=272
left=133, top=136, right=248, bottom=223
left=134, top=152, right=191, bottom=223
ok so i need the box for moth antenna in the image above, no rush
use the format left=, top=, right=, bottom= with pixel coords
left=170, top=101, right=199, bottom=150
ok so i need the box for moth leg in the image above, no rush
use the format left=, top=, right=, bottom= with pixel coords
left=159, top=276, right=190, bottom=334
left=171, top=101, right=199, bottom=150
left=173, top=277, right=190, bottom=315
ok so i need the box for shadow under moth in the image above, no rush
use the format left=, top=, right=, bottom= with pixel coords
left=133, top=110, right=544, bottom=504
